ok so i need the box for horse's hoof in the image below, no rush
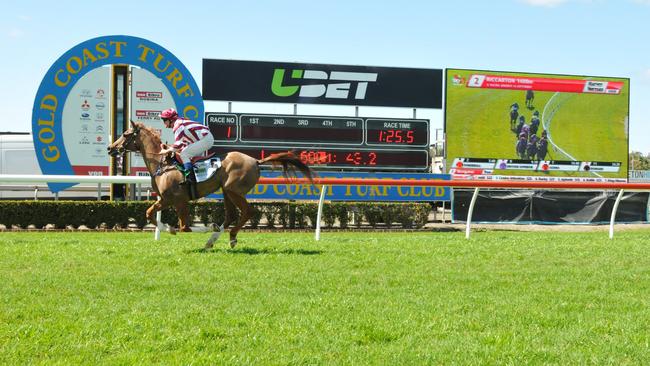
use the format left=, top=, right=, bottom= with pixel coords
left=168, top=226, right=177, bottom=235
left=229, top=239, right=237, bottom=249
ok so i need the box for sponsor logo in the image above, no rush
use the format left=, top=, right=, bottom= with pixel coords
left=81, top=112, right=90, bottom=119
left=271, top=68, right=378, bottom=100
left=95, top=125, right=104, bottom=133
left=81, top=100, right=91, bottom=111
left=583, top=81, right=606, bottom=93
left=80, top=124, right=89, bottom=132
left=452, top=74, right=465, bottom=85
left=135, top=110, right=161, bottom=120
left=96, top=112, right=104, bottom=121
left=96, top=89, right=105, bottom=99
left=92, top=135, right=105, bottom=145
left=96, top=102, right=105, bottom=109
left=80, top=136, right=90, bottom=145
left=80, top=89, right=92, bottom=98
left=136, top=91, right=163, bottom=101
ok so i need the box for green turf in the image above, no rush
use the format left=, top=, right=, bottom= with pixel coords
left=2, top=231, right=650, bottom=365
left=446, top=70, right=628, bottom=179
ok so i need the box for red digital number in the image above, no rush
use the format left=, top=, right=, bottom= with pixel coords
left=368, top=152, right=377, bottom=165
left=386, top=130, right=394, bottom=143
left=345, top=152, right=362, bottom=165
left=406, top=130, right=414, bottom=143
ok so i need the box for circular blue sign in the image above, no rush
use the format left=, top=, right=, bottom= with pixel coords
left=31, top=35, right=204, bottom=192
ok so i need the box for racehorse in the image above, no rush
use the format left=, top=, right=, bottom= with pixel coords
left=526, top=90, right=535, bottom=109
left=107, top=121, right=315, bottom=249
left=509, top=109, right=519, bottom=131
left=516, top=136, right=527, bottom=159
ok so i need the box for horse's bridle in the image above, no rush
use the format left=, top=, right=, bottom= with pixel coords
left=116, top=128, right=140, bottom=155
left=112, top=126, right=175, bottom=176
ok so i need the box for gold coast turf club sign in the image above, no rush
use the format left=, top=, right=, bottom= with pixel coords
left=31, top=35, right=203, bottom=192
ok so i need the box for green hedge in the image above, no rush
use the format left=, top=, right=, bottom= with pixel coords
left=0, top=201, right=431, bottom=230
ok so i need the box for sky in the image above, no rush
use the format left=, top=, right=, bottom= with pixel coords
left=2, top=0, right=649, bottom=152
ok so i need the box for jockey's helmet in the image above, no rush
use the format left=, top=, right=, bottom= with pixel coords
left=160, top=108, right=178, bottom=121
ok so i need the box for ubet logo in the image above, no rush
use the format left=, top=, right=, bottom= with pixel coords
left=271, top=69, right=378, bottom=99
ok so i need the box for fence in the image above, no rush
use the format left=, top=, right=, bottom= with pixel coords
left=1, top=174, right=650, bottom=240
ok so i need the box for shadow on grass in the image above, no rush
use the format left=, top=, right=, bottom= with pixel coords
left=186, top=247, right=323, bottom=256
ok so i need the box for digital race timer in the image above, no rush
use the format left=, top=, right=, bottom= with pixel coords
left=205, top=112, right=430, bottom=171
left=366, top=119, right=428, bottom=147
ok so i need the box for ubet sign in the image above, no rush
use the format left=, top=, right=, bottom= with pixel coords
left=202, top=59, right=443, bottom=108
left=271, top=69, right=378, bottom=100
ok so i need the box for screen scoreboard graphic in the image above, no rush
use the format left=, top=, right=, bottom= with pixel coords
left=205, top=112, right=430, bottom=171
left=445, top=69, right=629, bottom=181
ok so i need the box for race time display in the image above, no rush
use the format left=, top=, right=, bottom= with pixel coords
left=445, top=69, right=629, bottom=181
left=205, top=112, right=430, bottom=171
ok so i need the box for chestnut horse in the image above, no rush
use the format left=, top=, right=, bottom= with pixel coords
left=107, top=121, right=314, bottom=249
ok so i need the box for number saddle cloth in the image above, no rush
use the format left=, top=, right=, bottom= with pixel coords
left=173, top=152, right=222, bottom=183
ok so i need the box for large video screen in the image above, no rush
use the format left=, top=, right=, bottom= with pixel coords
left=445, top=69, right=629, bottom=181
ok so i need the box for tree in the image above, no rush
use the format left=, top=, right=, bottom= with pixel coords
left=629, top=151, right=650, bottom=170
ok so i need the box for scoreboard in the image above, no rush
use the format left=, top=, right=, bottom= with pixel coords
left=205, top=112, right=430, bottom=171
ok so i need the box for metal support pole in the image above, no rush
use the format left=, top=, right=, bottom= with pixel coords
left=413, top=108, right=417, bottom=119
left=227, top=101, right=232, bottom=113
left=609, top=189, right=625, bottom=239
left=315, top=185, right=327, bottom=241
left=465, top=188, right=480, bottom=239
left=34, top=187, right=38, bottom=201
left=97, top=183, right=102, bottom=201
left=55, top=192, right=59, bottom=201
left=293, top=103, right=297, bottom=115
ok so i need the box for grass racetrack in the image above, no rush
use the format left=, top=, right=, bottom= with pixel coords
left=2, top=231, right=650, bottom=364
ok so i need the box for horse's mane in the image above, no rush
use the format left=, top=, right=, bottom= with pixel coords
left=133, top=122, right=162, bottom=145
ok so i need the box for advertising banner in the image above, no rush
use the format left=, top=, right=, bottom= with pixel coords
left=61, top=67, right=110, bottom=175
left=446, top=69, right=629, bottom=182
left=130, top=67, right=176, bottom=175
left=209, top=171, right=451, bottom=202
left=203, top=59, right=443, bottom=108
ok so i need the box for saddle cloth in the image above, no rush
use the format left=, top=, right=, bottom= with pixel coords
left=173, top=152, right=221, bottom=183
left=193, top=157, right=221, bottom=183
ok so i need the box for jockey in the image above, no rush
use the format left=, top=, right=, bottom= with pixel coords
left=510, top=102, right=519, bottom=112
left=158, top=108, right=214, bottom=185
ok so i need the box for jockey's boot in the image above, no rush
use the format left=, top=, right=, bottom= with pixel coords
left=181, top=162, right=198, bottom=199
left=180, top=162, right=196, bottom=185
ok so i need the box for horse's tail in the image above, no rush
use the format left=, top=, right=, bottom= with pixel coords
left=257, top=151, right=315, bottom=183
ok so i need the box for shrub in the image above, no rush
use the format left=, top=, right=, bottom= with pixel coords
left=0, top=201, right=431, bottom=230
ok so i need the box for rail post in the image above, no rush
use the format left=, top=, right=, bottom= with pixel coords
left=315, top=185, right=327, bottom=241
left=609, top=189, right=625, bottom=239
left=155, top=211, right=162, bottom=240
left=465, top=187, right=480, bottom=239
